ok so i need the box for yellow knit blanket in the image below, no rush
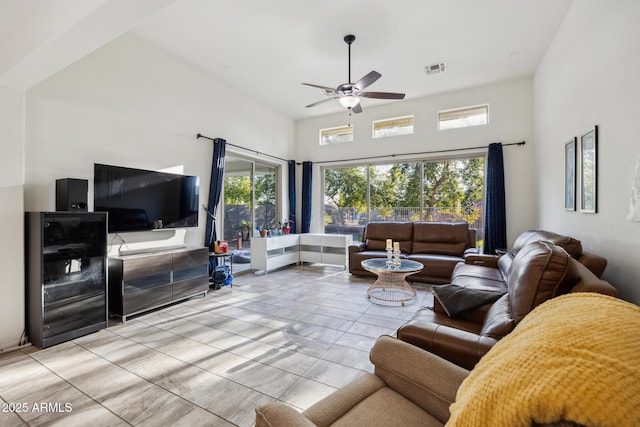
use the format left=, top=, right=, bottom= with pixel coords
left=447, top=293, right=640, bottom=427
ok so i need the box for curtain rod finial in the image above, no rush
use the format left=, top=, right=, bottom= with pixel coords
left=196, top=133, right=202, bottom=139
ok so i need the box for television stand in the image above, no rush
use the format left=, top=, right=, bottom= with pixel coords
left=118, top=244, right=187, bottom=256
left=108, top=246, right=208, bottom=322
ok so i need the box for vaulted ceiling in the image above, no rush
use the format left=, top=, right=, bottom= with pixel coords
left=1, top=0, right=573, bottom=119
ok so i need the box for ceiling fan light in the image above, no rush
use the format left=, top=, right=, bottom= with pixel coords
left=339, top=95, right=360, bottom=109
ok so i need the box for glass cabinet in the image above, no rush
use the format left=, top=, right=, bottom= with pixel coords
left=25, top=212, right=108, bottom=348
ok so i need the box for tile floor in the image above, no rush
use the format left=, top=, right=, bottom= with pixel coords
left=0, top=264, right=433, bottom=427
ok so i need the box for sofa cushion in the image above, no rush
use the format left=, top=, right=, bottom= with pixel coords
left=412, top=222, right=469, bottom=256
left=407, top=254, right=463, bottom=283
left=512, top=230, right=583, bottom=259
left=479, top=294, right=514, bottom=339
left=413, top=241, right=467, bottom=257
left=433, top=284, right=506, bottom=317
left=364, top=221, right=413, bottom=253
left=450, top=263, right=508, bottom=292
left=497, top=252, right=515, bottom=281
left=507, top=240, right=579, bottom=324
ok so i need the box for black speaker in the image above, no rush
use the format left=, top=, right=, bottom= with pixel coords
left=56, top=178, right=88, bottom=211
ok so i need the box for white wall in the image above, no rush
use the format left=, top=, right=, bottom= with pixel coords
left=25, top=33, right=295, bottom=253
left=296, top=77, right=535, bottom=244
left=0, top=84, right=25, bottom=350
left=534, top=0, right=640, bottom=303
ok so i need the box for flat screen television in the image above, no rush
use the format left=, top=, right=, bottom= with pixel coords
left=94, top=163, right=199, bottom=233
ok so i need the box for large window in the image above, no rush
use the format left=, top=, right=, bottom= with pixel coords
left=324, top=165, right=368, bottom=235
left=323, top=157, right=485, bottom=243
left=369, top=162, right=421, bottom=221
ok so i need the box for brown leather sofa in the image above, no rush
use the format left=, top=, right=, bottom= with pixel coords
left=509, top=229, right=607, bottom=277
left=397, top=239, right=617, bottom=370
left=349, top=221, right=477, bottom=285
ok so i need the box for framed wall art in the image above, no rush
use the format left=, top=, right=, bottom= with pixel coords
left=564, top=137, right=576, bottom=211
left=580, top=125, right=598, bottom=213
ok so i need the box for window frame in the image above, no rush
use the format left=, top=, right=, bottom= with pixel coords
left=319, top=125, right=354, bottom=145
left=437, top=104, right=489, bottom=131
left=372, top=115, right=415, bottom=139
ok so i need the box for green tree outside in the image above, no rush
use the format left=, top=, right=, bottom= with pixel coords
left=324, top=157, right=484, bottom=226
left=223, top=176, right=251, bottom=204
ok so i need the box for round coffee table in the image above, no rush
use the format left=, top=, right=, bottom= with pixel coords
left=361, top=258, right=424, bottom=306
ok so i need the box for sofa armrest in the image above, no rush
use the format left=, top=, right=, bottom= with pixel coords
left=577, top=250, right=607, bottom=278
left=464, top=254, right=500, bottom=268
left=348, top=243, right=367, bottom=274
left=256, top=374, right=387, bottom=427
left=464, top=247, right=479, bottom=256
left=370, top=335, right=469, bottom=424
left=467, top=228, right=477, bottom=251
left=397, top=316, right=497, bottom=371
left=572, top=280, right=617, bottom=297
left=571, top=260, right=617, bottom=297
left=348, top=242, right=366, bottom=254
left=302, top=373, right=385, bottom=427
left=255, top=402, right=316, bottom=427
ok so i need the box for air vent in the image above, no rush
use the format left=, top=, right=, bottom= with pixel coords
left=425, top=62, right=447, bottom=75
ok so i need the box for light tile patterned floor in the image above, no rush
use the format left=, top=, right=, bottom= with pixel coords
left=0, top=264, right=433, bottom=426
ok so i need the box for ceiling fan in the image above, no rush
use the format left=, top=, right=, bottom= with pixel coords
left=302, top=34, right=405, bottom=114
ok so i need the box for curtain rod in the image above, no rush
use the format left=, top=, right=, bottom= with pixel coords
left=197, top=133, right=291, bottom=163
left=197, top=133, right=525, bottom=165
left=311, top=141, right=526, bottom=165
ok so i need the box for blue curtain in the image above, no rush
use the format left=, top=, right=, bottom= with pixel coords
left=288, top=160, right=297, bottom=232
left=301, top=161, right=312, bottom=233
left=205, top=138, right=226, bottom=252
left=483, top=143, right=507, bottom=254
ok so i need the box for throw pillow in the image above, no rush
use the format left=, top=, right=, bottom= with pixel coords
left=433, top=284, right=506, bottom=317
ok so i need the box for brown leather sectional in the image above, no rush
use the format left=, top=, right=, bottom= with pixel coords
left=508, top=229, right=608, bottom=277
left=348, top=221, right=477, bottom=284
left=397, top=230, right=618, bottom=370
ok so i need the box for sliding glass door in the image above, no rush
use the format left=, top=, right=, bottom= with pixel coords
left=253, top=163, right=277, bottom=232
left=222, top=156, right=278, bottom=264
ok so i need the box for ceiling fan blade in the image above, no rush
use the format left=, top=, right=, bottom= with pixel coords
left=305, top=97, right=338, bottom=108
left=354, top=71, right=381, bottom=90
left=302, top=83, right=336, bottom=93
left=359, top=91, right=406, bottom=100
left=351, top=103, right=363, bottom=114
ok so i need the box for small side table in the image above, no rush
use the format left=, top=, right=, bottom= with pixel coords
left=361, top=258, right=423, bottom=306
left=209, top=252, right=233, bottom=288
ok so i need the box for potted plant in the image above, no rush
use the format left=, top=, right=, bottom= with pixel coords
left=236, top=220, right=251, bottom=240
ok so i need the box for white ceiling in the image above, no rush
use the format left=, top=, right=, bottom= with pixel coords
left=1, top=0, right=573, bottom=120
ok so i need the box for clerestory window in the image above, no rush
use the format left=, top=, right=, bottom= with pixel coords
left=320, top=125, right=354, bottom=145
left=372, top=115, right=414, bottom=139
left=438, top=105, right=489, bottom=130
